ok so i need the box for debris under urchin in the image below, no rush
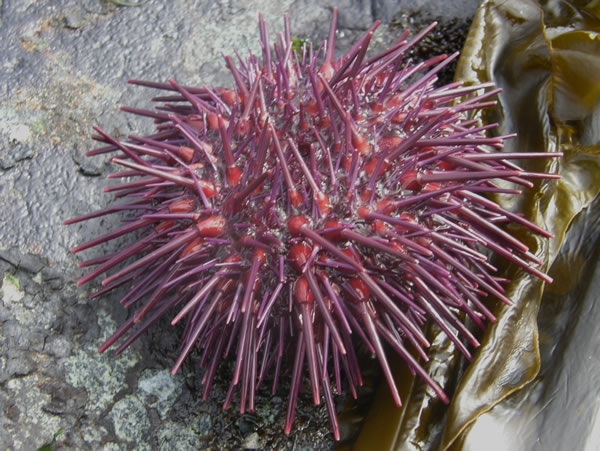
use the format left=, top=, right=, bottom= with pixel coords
left=66, top=9, right=560, bottom=440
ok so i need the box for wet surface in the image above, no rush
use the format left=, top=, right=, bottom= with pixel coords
left=0, top=0, right=478, bottom=449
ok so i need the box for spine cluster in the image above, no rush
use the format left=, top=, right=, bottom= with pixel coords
left=67, top=9, right=559, bottom=439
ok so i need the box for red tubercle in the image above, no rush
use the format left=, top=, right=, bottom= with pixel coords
left=288, top=215, right=309, bottom=237
left=437, top=160, right=455, bottom=171
left=305, top=100, right=319, bottom=115
left=155, top=220, right=176, bottom=233
left=391, top=112, right=407, bottom=124
left=415, top=236, right=433, bottom=249
left=353, top=111, right=365, bottom=123
left=177, top=146, right=195, bottom=163
left=192, top=179, right=217, bottom=198
left=253, top=248, right=266, bottom=265
left=421, top=182, right=443, bottom=194
left=235, top=118, right=250, bottom=137
left=195, top=215, right=226, bottom=237
left=217, top=88, right=239, bottom=106
left=342, top=247, right=362, bottom=266
left=317, top=115, right=331, bottom=129
left=376, top=199, right=395, bottom=214
left=168, top=197, right=195, bottom=213
left=385, top=93, right=403, bottom=109
left=348, top=277, right=370, bottom=303
left=224, top=253, right=242, bottom=264
left=226, top=165, right=243, bottom=187
left=371, top=72, right=386, bottom=90
left=370, top=102, right=384, bottom=113
left=351, top=127, right=371, bottom=155
left=188, top=162, right=206, bottom=172
left=322, top=220, right=344, bottom=242
left=379, top=136, right=403, bottom=153
left=359, top=189, right=372, bottom=203
left=288, top=242, right=312, bottom=272
left=357, top=206, right=371, bottom=220
left=403, top=266, right=416, bottom=283
left=364, top=156, right=390, bottom=176
left=319, top=61, right=335, bottom=83
left=180, top=237, right=205, bottom=258
left=293, top=276, right=314, bottom=305
left=399, top=170, right=421, bottom=190
left=286, top=85, right=296, bottom=100
left=389, top=240, right=409, bottom=257
left=185, top=114, right=204, bottom=132
left=372, top=220, right=389, bottom=236
left=253, top=181, right=266, bottom=197
left=316, top=192, right=331, bottom=216
left=391, top=214, right=419, bottom=233
left=314, top=62, right=335, bottom=94
left=332, top=140, right=341, bottom=154
left=340, top=154, right=351, bottom=174
left=206, top=113, right=222, bottom=131
left=422, top=99, right=435, bottom=110
left=258, top=111, right=270, bottom=129
left=359, top=199, right=395, bottom=220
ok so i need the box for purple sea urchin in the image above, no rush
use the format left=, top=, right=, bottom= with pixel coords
left=66, top=10, right=560, bottom=439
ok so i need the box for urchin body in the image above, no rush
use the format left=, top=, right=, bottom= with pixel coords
left=67, top=9, right=559, bottom=439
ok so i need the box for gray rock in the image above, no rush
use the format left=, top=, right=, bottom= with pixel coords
left=63, top=6, right=86, bottom=29
left=0, top=249, right=45, bottom=274
left=242, top=431, right=264, bottom=449
left=2, top=320, right=45, bottom=352
left=44, top=334, right=72, bottom=358
left=2, top=354, right=35, bottom=381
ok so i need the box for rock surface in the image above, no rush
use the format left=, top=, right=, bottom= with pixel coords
left=0, top=0, right=478, bottom=449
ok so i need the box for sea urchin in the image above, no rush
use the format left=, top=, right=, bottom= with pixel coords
left=66, top=9, right=560, bottom=439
